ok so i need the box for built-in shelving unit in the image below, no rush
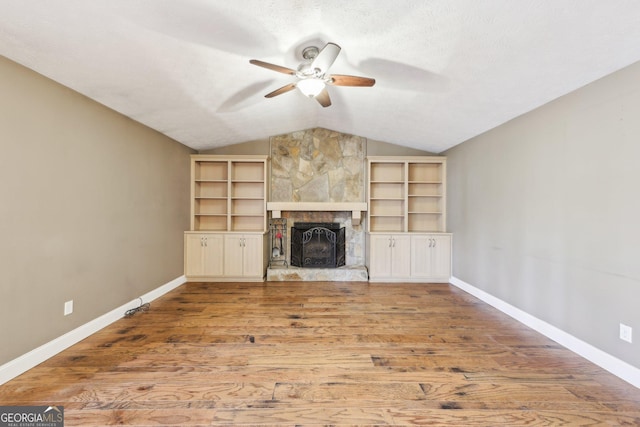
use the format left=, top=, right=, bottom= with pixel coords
left=368, top=160, right=405, bottom=232
left=191, top=155, right=268, bottom=232
left=193, top=159, right=228, bottom=231
left=230, top=160, right=267, bottom=232
left=366, top=156, right=450, bottom=282
left=186, top=155, right=269, bottom=282
left=407, top=161, right=445, bottom=232
left=367, top=156, right=446, bottom=233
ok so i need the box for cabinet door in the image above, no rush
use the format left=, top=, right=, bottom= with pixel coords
left=369, top=234, right=411, bottom=279
left=202, top=234, right=224, bottom=276
left=242, top=234, right=264, bottom=278
left=185, top=234, right=206, bottom=277
left=410, top=234, right=451, bottom=281
left=410, top=235, right=432, bottom=278
left=185, top=233, right=224, bottom=277
left=223, top=235, right=245, bottom=277
left=430, top=234, right=451, bottom=280
left=391, top=234, right=411, bottom=278
left=369, top=234, right=393, bottom=278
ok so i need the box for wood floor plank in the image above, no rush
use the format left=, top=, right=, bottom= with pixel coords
left=386, top=408, right=640, bottom=426
left=213, top=405, right=395, bottom=425
left=273, top=381, right=426, bottom=401
left=1, top=281, right=639, bottom=426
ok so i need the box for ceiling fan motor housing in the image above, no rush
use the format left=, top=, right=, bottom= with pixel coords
left=297, top=46, right=324, bottom=78
left=301, top=46, right=319, bottom=61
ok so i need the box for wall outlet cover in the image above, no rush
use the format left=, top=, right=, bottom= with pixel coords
left=619, top=323, right=633, bottom=343
left=64, top=300, right=74, bottom=316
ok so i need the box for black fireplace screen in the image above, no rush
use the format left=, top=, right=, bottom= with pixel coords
left=290, top=222, right=345, bottom=268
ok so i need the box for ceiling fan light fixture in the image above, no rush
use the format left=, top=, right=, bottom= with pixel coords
left=249, top=41, right=374, bottom=107
left=297, top=78, right=325, bottom=97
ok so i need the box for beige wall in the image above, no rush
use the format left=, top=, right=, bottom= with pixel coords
left=199, top=138, right=269, bottom=155
left=0, top=56, right=193, bottom=364
left=366, top=138, right=436, bottom=156
left=445, top=60, right=640, bottom=368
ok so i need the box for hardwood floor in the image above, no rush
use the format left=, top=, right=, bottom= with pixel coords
left=2, top=281, right=639, bottom=426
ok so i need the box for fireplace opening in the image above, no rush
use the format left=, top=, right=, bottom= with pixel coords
left=291, top=222, right=345, bottom=268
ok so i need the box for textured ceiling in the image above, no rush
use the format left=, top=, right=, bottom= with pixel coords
left=1, top=1, right=640, bottom=153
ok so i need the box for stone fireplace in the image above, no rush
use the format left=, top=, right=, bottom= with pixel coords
left=266, top=128, right=368, bottom=281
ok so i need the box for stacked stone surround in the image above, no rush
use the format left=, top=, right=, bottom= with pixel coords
left=270, top=127, right=365, bottom=204
left=267, top=128, right=368, bottom=280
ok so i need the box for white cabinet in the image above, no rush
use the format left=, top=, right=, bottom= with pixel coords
left=367, top=234, right=411, bottom=280
left=186, top=155, right=269, bottom=282
left=366, top=156, right=451, bottom=283
left=224, top=234, right=265, bottom=279
left=367, top=233, right=451, bottom=283
left=410, top=234, right=452, bottom=282
left=184, top=233, right=224, bottom=279
left=185, top=232, right=267, bottom=282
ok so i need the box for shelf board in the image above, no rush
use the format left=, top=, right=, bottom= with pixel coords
left=408, top=211, right=442, bottom=215
left=195, top=213, right=227, bottom=216
left=370, top=197, right=404, bottom=201
left=408, top=194, right=442, bottom=198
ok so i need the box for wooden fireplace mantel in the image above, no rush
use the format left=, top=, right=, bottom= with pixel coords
left=267, top=202, right=368, bottom=226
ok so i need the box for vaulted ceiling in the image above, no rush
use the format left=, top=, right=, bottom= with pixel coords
left=2, top=1, right=640, bottom=153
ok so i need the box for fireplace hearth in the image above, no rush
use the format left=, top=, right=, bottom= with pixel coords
left=291, top=222, right=345, bottom=268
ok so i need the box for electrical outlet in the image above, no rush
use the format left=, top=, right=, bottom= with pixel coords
left=619, top=323, right=632, bottom=343
left=64, top=300, right=73, bottom=316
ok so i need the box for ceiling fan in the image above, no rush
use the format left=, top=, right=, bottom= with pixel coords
left=249, top=42, right=375, bottom=107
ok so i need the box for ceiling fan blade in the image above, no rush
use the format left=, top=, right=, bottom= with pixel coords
left=311, top=42, right=341, bottom=74
left=249, top=59, right=296, bottom=75
left=329, top=74, right=376, bottom=87
left=315, top=88, right=332, bottom=107
left=265, top=83, right=297, bottom=98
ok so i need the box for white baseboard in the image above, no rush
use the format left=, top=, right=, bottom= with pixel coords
left=449, top=276, right=640, bottom=389
left=0, top=275, right=187, bottom=386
